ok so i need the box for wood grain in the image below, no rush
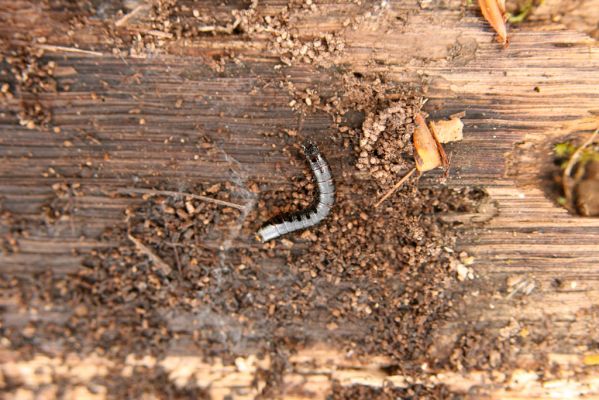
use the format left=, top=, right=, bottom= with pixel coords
left=1, top=0, right=598, bottom=398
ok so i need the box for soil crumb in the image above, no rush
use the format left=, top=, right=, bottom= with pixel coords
left=4, top=165, right=487, bottom=375
left=0, top=42, right=56, bottom=129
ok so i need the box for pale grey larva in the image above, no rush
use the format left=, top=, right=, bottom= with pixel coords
left=257, top=140, right=335, bottom=242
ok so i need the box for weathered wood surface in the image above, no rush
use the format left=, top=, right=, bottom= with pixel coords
left=1, top=0, right=599, bottom=399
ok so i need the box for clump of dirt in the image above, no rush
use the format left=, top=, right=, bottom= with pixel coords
left=2, top=365, right=210, bottom=400
left=148, top=0, right=257, bottom=37
left=41, top=182, right=83, bottom=224
left=99, top=365, right=211, bottom=399
left=126, top=183, right=244, bottom=256
left=123, top=0, right=257, bottom=58
left=123, top=0, right=346, bottom=66
left=16, top=100, right=52, bottom=130
left=0, top=208, right=24, bottom=255
left=3, top=160, right=486, bottom=378
left=256, top=0, right=391, bottom=67
left=74, top=183, right=247, bottom=357
left=329, top=382, right=461, bottom=400
left=306, top=72, right=424, bottom=188
left=354, top=98, right=423, bottom=187
left=448, top=330, right=514, bottom=371
left=251, top=1, right=347, bottom=68
left=3, top=45, right=57, bottom=94
left=0, top=42, right=56, bottom=129
left=269, top=179, right=486, bottom=366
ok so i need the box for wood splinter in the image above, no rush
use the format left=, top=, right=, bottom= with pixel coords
left=116, top=187, right=246, bottom=210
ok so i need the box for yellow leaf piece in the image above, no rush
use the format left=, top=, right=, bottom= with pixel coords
left=583, top=354, right=599, bottom=366
left=430, top=116, right=464, bottom=144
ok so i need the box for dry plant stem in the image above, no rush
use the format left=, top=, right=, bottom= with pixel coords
left=127, top=232, right=171, bottom=275
left=374, top=167, right=417, bottom=208
left=116, top=188, right=246, bottom=210
left=562, top=129, right=599, bottom=208
left=114, top=4, right=151, bottom=27
left=145, top=30, right=173, bottom=39
left=34, top=44, right=104, bottom=56
left=197, top=19, right=241, bottom=34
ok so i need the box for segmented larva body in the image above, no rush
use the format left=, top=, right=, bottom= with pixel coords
left=257, top=140, right=335, bottom=242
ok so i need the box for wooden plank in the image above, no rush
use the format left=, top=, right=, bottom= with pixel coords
left=1, top=0, right=598, bottom=398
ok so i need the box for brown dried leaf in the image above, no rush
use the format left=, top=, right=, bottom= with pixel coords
left=413, top=113, right=448, bottom=172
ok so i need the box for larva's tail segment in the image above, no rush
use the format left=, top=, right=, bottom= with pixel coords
left=256, top=225, right=280, bottom=242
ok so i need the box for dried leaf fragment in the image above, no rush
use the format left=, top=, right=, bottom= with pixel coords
left=413, top=113, right=448, bottom=172
left=429, top=115, right=464, bottom=144
left=584, top=354, right=599, bottom=366
left=375, top=113, right=460, bottom=208
left=478, top=0, right=508, bottom=46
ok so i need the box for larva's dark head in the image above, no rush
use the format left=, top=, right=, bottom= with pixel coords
left=301, top=139, right=319, bottom=158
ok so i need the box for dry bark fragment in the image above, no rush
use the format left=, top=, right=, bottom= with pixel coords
left=430, top=115, right=464, bottom=144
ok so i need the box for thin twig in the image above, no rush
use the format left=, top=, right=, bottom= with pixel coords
left=116, top=188, right=246, bottom=210
left=127, top=232, right=172, bottom=275
left=374, top=167, right=417, bottom=208
left=115, top=4, right=150, bottom=27
left=35, top=44, right=104, bottom=57
left=145, top=30, right=173, bottom=39
left=197, top=17, right=241, bottom=34
left=562, top=129, right=598, bottom=208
